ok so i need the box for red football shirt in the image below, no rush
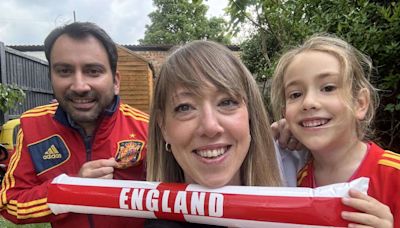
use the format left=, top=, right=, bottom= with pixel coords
left=298, top=142, right=400, bottom=227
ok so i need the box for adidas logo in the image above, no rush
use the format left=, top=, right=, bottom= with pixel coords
left=43, top=145, right=62, bottom=160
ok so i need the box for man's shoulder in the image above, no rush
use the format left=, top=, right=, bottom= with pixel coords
left=20, top=104, right=58, bottom=131
left=21, top=104, right=58, bottom=120
left=118, top=103, right=149, bottom=123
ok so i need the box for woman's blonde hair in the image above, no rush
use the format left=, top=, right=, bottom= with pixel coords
left=271, top=34, right=378, bottom=139
left=147, top=40, right=282, bottom=187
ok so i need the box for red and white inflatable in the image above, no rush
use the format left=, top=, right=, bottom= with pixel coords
left=47, top=174, right=369, bottom=227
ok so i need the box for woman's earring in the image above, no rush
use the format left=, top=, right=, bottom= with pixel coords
left=165, top=143, right=172, bottom=152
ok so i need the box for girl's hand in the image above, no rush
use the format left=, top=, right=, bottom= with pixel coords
left=271, top=118, right=303, bottom=151
left=341, top=189, right=393, bottom=228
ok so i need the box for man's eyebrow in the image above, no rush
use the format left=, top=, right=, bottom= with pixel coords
left=52, top=63, right=72, bottom=68
left=84, top=63, right=105, bottom=67
left=52, top=62, right=70, bottom=66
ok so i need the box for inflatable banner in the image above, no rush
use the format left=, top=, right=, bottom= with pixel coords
left=48, top=174, right=369, bottom=227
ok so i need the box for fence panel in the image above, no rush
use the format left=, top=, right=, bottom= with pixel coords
left=0, top=42, right=52, bottom=123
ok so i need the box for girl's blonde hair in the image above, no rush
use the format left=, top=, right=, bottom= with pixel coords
left=147, top=40, right=282, bottom=187
left=271, top=34, right=378, bottom=140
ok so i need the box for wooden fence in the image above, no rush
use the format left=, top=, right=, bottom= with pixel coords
left=0, top=42, right=52, bottom=124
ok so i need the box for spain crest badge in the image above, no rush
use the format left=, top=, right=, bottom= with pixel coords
left=115, top=140, right=144, bottom=169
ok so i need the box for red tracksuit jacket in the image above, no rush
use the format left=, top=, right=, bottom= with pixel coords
left=0, top=96, right=148, bottom=228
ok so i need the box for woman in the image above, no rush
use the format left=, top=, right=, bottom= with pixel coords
left=145, top=40, right=283, bottom=227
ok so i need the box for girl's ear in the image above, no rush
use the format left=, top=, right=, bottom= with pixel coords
left=355, top=88, right=370, bottom=120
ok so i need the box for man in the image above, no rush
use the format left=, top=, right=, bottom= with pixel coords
left=0, top=22, right=148, bottom=227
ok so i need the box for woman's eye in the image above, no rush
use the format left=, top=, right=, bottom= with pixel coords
left=174, top=104, right=192, bottom=112
left=219, top=99, right=239, bottom=107
left=322, top=85, right=337, bottom=92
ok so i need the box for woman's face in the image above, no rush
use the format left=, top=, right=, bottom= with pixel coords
left=161, top=84, right=251, bottom=188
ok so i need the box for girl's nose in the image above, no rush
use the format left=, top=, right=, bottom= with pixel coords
left=302, top=91, right=320, bottom=111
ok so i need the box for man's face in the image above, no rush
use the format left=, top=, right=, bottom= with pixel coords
left=50, top=34, right=120, bottom=132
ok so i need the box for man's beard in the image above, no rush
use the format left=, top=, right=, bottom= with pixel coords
left=57, top=90, right=115, bottom=124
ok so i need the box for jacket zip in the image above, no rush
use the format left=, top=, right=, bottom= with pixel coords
left=78, top=113, right=106, bottom=228
left=83, top=134, right=94, bottom=228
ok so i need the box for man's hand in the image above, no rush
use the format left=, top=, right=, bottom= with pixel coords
left=78, top=157, right=118, bottom=179
left=271, top=118, right=303, bottom=151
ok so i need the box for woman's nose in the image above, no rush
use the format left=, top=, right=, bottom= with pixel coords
left=197, top=106, right=224, bottom=137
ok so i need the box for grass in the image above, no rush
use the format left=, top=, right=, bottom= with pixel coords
left=0, top=217, right=50, bottom=228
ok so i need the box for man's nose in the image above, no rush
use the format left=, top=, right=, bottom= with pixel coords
left=70, top=72, right=90, bottom=93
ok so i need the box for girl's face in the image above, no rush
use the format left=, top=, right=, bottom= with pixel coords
left=161, top=84, right=251, bottom=188
left=283, top=51, right=366, bottom=154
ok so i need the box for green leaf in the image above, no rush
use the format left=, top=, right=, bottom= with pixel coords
left=384, top=103, right=395, bottom=112
left=0, top=83, right=25, bottom=113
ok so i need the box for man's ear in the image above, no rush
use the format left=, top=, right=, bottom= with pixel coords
left=114, top=71, right=121, bottom=95
left=355, top=88, right=370, bottom=120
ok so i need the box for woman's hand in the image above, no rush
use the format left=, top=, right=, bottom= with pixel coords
left=341, top=189, right=393, bottom=228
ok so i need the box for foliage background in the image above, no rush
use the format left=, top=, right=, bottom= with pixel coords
left=0, top=84, right=25, bottom=114
left=140, top=0, right=231, bottom=44
left=226, top=0, right=400, bottom=151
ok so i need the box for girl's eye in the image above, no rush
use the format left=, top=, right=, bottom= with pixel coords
left=322, top=85, right=337, bottom=92
left=288, top=92, right=302, bottom=100
left=174, top=104, right=192, bottom=113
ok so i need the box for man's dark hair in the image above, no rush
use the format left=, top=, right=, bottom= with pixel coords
left=44, top=22, right=118, bottom=77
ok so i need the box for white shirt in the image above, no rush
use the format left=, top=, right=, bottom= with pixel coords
left=274, top=141, right=309, bottom=187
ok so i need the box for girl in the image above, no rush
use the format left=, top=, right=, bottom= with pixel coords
left=271, top=34, right=398, bottom=228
